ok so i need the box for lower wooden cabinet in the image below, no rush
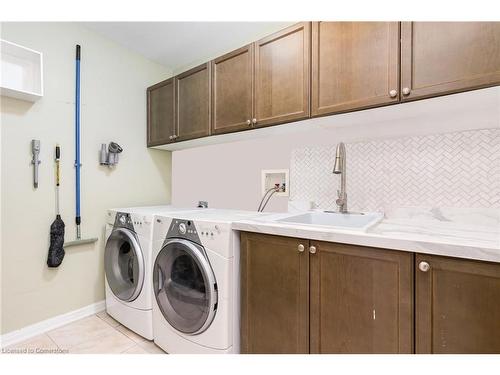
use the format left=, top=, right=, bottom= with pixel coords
left=416, top=254, right=500, bottom=353
left=240, top=232, right=413, bottom=354
left=310, top=241, right=413, bottom=353
left=240, top=233, right=309, bottom=354
left=240, top=232, right=500, bottom=354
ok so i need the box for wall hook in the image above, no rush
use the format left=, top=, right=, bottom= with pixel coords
left=100, top=142, right=123, bottom=167
left=31, top=139, right=41, bottom=188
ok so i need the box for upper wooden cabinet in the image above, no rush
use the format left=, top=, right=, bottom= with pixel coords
left=416, top=254, right=500, bottom=354
left=213, top=23, right=311, bottom=133
left=175, top=63, right=211, bottom=141
left=147, top=78, right=175, bottom=146
left=211, top=45, right=254, bottom=134
left=254, top=22, right=310, bottom=127
left=401, top=22, right=500, bottom=101
left=309, top=241, right=413, bottom=353
left=148, top=22, right=500, bottom=147
left=311, top=22, right=400, bottom=116
left=240, top=232, right=309, bottom=354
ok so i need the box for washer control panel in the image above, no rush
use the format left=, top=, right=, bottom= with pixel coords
left=113, top=212, right=149, bottom=233
left=113, top=212, right=134, bottom=231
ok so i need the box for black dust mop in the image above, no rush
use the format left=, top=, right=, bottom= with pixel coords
left=47, top=145, right=65, bottom=267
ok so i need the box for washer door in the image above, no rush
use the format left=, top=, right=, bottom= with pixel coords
left=153, top=239, right=217, bottom=335
left=104, top=228, right=145, bottom=302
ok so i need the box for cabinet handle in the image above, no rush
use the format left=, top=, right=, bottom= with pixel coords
left=389, top=89, right=397, bottom=98
left=252, top=118, right=257, bottom=125
left=402, top=87, right=411, bottom=96
left=418, top=261, right=430, bottom=272
left=309, top=245, right=317, bottom=254
left=246, top=119, right=251, bottom=126
left=298, top=244, right=305, bottom=253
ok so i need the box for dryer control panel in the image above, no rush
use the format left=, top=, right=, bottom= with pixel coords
left=166, top=219, right=202, bottom=245
left=198, top=223, right=222, bottom=239
left=154, top=216, right=234, bottom=258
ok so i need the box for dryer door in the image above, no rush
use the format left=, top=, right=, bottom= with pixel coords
left=104, top=228, right=145, bottom=302
left=153, top=238, right=218, bottom=335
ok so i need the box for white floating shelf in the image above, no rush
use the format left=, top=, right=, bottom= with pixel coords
left=1, top=39, right=43, bottom=102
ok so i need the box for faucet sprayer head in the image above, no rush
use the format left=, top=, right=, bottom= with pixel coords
left=333, top=142, right=345, bottom=174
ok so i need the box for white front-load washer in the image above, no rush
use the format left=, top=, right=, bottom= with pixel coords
left=151, top=210, right=264, bottom=353
left=104, top=206, right=200, bottom=340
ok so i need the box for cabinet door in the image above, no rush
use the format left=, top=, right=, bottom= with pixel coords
left=401, top=22, right=500, bottom=101
left=310, top=242, right=413, bottom=353
left=240, top=232, right=309, bottom=354
left=254, top=22, right=310, bottom=127
left=311, top=22, right=400, bottom=116
left=416, top=254, right=500, bottom=353
left=212, top=44, right=254, bottom=135
left=147, top=78, right=175, bottom=146
left=175, top=63, right=211, bottom=141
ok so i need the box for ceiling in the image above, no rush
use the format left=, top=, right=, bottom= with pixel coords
left=82, top=22, right=292, bottom=72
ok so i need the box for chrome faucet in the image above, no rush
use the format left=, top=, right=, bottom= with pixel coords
left=332, top=142, right=347, bottom=213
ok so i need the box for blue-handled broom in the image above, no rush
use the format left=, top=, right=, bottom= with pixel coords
left=64, top=45, right=97, bottom=249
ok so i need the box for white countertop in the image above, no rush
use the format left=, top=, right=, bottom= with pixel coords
left=232, top=207, right=500, bottom=263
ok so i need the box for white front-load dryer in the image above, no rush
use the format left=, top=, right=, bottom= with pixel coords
left=104, top=206, right=200, bottom=340
left=151, top=210, right=264, bottom=353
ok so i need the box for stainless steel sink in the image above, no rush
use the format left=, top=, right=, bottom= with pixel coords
left=277, top=211, right=383, bottom=231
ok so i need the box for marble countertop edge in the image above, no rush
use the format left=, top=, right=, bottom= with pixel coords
left=232, top=219, right=500, bottom=264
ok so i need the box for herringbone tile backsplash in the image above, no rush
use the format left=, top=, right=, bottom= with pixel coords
left=290, top=129, right=500, bottom=212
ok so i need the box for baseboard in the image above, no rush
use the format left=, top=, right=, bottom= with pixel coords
left=0, top=300, right=105, bottom=348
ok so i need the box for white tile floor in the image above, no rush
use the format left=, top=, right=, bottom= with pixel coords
left=2, top=312, right=165, bottom=354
